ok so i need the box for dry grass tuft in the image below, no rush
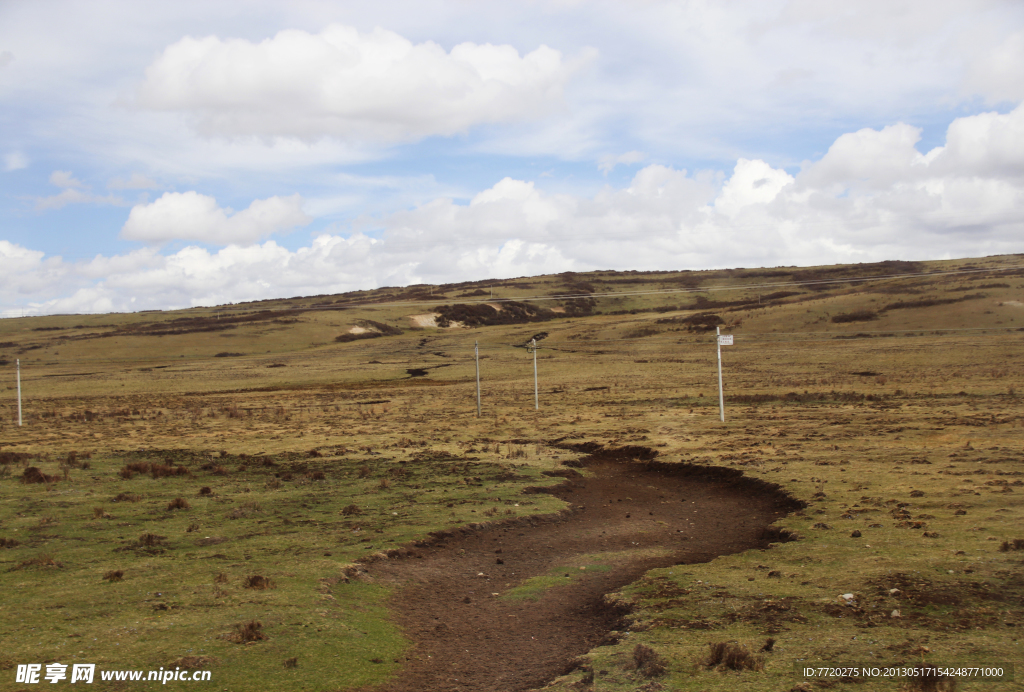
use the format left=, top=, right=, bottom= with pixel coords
left=341, top=504, right=362, bottom=516
left=229, top=619, right=267, bottom=643
left=283, top=657, right=298, bottom=669
left=214, top=572, right=229, bottom=584
left=22, top=467, right=58, bottom=484
left=136, top=533, right=166, bottom=548
left=899, top=670, right=958, bottom=691
left=198, top=486, right=212, bottom=496
left=998, top=538, right=1024, bottom=552
left=112, top=492, right=141, bottom=503
left=15, top=553, right=64, bottom=570
left=630, top=643, right=668, bottom=678
left=243, top=574, right=273, bottom=590
left=701, top=641, right=765, bottom=672
left=0, top=537, right=21, bottom=549
left=169, top=656, right=217, bottom=669
left=103, top=569, right=124, bottom=582
left=167, top=497, right=190, bottom=511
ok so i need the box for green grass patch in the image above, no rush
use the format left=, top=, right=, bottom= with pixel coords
left=502, top=563, right=612, bottom=601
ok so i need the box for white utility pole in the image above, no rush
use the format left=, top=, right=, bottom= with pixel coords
left=17, top=358, right=23, bottom=427
left=475, top=340, right=481, bottom=417
left=531, top=338, right=539, bottom=410
left=715, top=327, right=733, bottom=422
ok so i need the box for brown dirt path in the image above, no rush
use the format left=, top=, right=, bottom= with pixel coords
left=367, top=456, right=800, bottom=692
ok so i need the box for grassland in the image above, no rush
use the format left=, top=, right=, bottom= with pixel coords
left=1, top=254, right=1022, bottom=691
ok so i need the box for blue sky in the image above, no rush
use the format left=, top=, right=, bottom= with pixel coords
left=2, top=0, right=1023, bottom=316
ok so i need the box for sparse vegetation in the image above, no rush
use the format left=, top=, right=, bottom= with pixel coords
left=1, top=254, right=1021, bottom=692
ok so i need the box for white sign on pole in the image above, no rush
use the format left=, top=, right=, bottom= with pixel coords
left=717, top=334, right=733, bottom=346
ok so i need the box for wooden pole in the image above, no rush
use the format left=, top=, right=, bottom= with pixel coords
left=17, top=358, right=23, bottom=427
left=716, top=327, right=725, bottom=423
left=532, top=339, right=539, bottom=410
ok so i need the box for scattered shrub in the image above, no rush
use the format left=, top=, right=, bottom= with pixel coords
left=701, top=641, right=765, bottom=672
left=113, top=492, right=141, bottom=503
left=335, top=320, right=401, bottom=342
left=341, top=504, right=362, bottom=516
left=243, top=575, right=273, bottom=590
left=136, top=533, right=166, bottom=548
left=0, top=537, right=21, bottom=549
left=999, top=539, right=1024, bottom=552
left=631, top=644, right=668, bottom=678
left=229, top=620, right=267, bottom=644
left=899, top=669, right=958, bottom=691
left=283, top=657, right=298, bottom=669
left=435, top=301, right=556, bottom=327
left=883, top=293, right=985, bottom=311
left=831, top=310, right=878, bottom=323
left=357, top=465, right=371, bottom=478
left=151, top=463, right=189, bottom=479
left=656, top=311, right=724, bottom=332
left=622, top=326, right=661, bottom=339
left=15, top=554, right=64, bottom=570
left=22, top=467, right=58, bottom=484
left=198, top=486, right=212, bottom=496
left=168, top=656, right=217, bottom=670
left=167, top=497, right=190, bottom=511
left=103, top=570, right=124, bottom=582
left=214, top=573, right=229, bottom=584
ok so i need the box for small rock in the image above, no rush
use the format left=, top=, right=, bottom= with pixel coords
left=891, top=609, right=901, bottom=618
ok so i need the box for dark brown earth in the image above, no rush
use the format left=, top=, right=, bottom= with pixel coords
left=366, top=454, right=801, bottom=692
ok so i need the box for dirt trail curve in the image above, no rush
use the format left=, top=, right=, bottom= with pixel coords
left=367, top=451, right=802, bottom=692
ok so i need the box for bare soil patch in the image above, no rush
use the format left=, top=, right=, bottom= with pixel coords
left=368, top=453, right=799, bottom=692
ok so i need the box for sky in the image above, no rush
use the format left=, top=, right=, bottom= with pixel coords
left=2, top=0, right=1023, bottom=317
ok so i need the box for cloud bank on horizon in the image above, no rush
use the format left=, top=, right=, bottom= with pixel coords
left=1, top=0, right=1023, bottom=316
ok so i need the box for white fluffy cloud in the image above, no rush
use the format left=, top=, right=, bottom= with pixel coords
left=4, top=152, right=28, bottom=171
left=3, top=104, right=1023, bottom=316
left=108, top=172, right=159, bottom=190
left=33, top=170, right=124, bottom=210
left=120, top=192, right=313, bottom=245
left=135, top=24, right=592, bottom=142
left=598, top=151, right=647, bottom=173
